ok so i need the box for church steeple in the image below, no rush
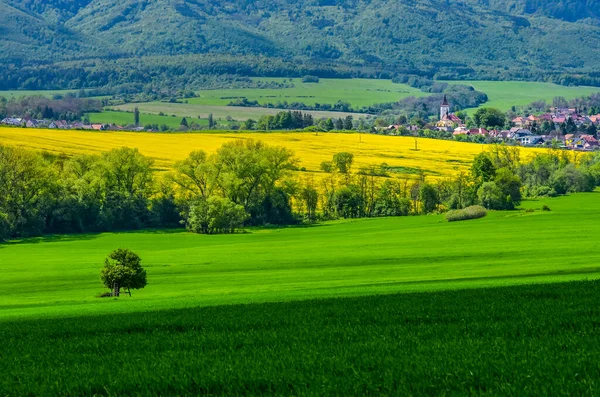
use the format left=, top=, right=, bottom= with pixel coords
left=440, top=95, right=450, bottom=120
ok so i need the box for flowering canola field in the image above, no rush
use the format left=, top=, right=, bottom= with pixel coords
left=0, top=128, right=542, bottom=179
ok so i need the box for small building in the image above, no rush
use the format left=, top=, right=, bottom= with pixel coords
left=518, top=135, right=545, bottom=146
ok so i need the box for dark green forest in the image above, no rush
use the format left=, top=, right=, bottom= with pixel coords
left=2, top=0, right=600, bottom=90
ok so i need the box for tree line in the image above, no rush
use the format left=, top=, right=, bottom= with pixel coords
left=0, top=96, right=103, bottom=121
left=1, top=142, right=599, bottom=241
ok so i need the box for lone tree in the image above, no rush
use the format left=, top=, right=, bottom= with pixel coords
left=134, top=107, right=140, bottom=126
left=101, top=248, right=147, bottom=297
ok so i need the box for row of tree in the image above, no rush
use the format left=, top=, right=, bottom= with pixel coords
left=1, top=142, right=599, bottom=240
left=0, top=96, right=103, bottom=121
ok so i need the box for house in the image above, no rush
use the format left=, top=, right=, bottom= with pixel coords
left=512, top=117, right=526, bottom=128
left=105, top=124, right=125, bottom=131
left=518, top=135, right=545, bottom=146
left=589, top=115, right=600, bottom=125
left=489, top=130, right=510, bottom=140
left=453, top=126, right=469, bottom=135
left=26, top=119, right=40, bottom=128
left=468, top=128, right=488, bottom=136
left=49, top=120, right=68, bottom=129
left=509, top=129, right=532, bottom=139
left=580, top=135, right=599, bottom=150
left=91, top=124, right=104, bottom=131
left=1, top=117, right=24, bottom=126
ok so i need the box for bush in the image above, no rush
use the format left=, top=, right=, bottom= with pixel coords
left=445, top=205, right=487, bottom=222
left=525, top=208, right=535, bottom=213
left=542, top=205, right=551, bottom=211
left=532, top=186, right=557, bottom=197
left=301, top=75, right=320, bottom=83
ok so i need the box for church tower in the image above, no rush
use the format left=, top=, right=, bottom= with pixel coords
left=440, top=94, right=450, bottom=120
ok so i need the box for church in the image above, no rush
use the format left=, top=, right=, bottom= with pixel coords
left=436, top=95, right=463, bottom=131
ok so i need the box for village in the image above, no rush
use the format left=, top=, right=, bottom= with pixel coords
left=0, top=117, right=145, bottom=132
left=2, top=96, right=600, bottom=151
left=383, top=96, right=600, bottom=151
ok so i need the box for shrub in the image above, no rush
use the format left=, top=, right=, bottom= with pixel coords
left=301, top=75, right=320, bottom=83
left=542, top=205, right=551, bottom=211
left=445, top=205, right=487, bottom=222
left=525, top=208, right=535, bottom=213
left=532, top=186, right=557, bottom=197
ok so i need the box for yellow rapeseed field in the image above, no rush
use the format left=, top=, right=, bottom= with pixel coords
left=0, top=127, right=543, bottom=179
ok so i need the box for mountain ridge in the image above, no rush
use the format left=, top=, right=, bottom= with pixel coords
left=1, top=0, right=600, bottom=89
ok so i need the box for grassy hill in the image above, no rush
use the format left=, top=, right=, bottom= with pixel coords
left=1, top=0, right=600, bottom=89
left=1, top=191, right=598, bottom=321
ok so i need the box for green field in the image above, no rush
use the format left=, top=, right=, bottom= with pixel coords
left=0, top=89, right=76, bottom=98
left=1, top=191, right=599, bottom=321
left=2, top=281, right=599, bottom=395
left=192, top=78, right=426, bottom=108
left=2, top=191, right=600, bottom=395
left=451, top=81, right=600, bottom=113
left=111, top=103, right=371, bottom=122
left=87, top=111, right=212, bottom=128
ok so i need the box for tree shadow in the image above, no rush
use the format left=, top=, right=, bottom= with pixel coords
left=1, top=233, right=102, bottom=247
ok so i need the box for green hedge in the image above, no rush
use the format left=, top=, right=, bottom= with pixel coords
left=445, top=205, right=487, bottom=222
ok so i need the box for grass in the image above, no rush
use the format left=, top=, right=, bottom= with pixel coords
left=1, top=280, right=600, bottom=396
left=86, top=110, right=211, bottom=128
left=109, top=78, right=424, bottom=121
left=111, top=102, right=371, bottom=122
left=0, top=89, right=76, bottom=98
left=449, top=80, right=600, bottom=113
left=0, top=128, right=543, bottom=176
left=0, top=191, right=599, bottom=321
left=191, top=78, right=426, bottom=108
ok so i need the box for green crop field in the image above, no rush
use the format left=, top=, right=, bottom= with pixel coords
left=0, top=89, right=76, bottom=98
left=2, top=280, right=600, bottom=396
left=86, top=110, right=212, bottom=128
left=1, top=191, right=599, bottom=321
left=450, top=81, right=600, bottom=113
left=2, top=192, right=600, bottom=395
left=191, top=78, right=426, bottom=108
left=111, top=103, right=371, bottom=122
left=107, top=78, right=420, bottom=122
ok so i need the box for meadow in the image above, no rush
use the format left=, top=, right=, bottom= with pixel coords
left=111, top=103, right=370, bottom=122
left=1, top=191, right=599, bottom=321
left=0, top=127, right=541, bottom=176
left=1, top=280, right=599, bottom=396
left=0, top=89, right=76, bottom=98
left=103, top=78, right=600, bottom=123
left=86, top=110, right=205, bottom=129
left=191, top=78, right=426, bottom=108
left=451, top=81, right=600, bottom=113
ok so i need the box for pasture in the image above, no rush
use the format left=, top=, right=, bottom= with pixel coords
left=110, top=102, right=371, bottom=122
left=86, top=110, right=223, bottom=128
left=1, top=191, right=599, bottom=321
left=0, top=128, right=541, bottom=177
left=0, top=89, right=76, bottom=98
left=191, top=78, right=426, bottom=107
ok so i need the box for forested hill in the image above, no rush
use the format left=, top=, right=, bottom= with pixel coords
left=2, top=0, right=600, bottom=90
